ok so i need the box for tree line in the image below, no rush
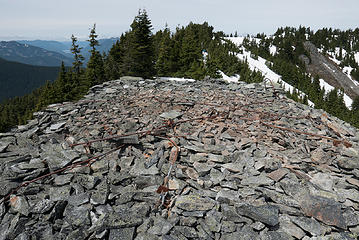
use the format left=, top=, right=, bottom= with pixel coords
left=0, top=9, right=263, bottom=132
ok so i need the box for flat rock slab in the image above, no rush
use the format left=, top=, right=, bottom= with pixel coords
left=109, top=227, right=135, bottom=240
left=337, top=156, right=359, bottom=170
left=49, top=122, right=66, bottom=131
left=291, top=216, right=325, bottom=236
left=236, top=204, right=279, bottom=226
left=9, top=195, right=30, bottom=216
left=300, top=194, right=347, bottom=229
left=64, top=204, right=91, bottom=227
left=159, top=110, right=182, bottom=119
left=175, top=194, right=215, bottom=211
left=0, top=143, right=9, bottom=153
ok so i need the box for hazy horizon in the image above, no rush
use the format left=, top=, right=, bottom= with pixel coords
left=1, top=0, right=359, bottom=41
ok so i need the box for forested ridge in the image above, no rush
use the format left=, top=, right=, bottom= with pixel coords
left=1, top=11, right=359, bottom=132
left=0, top=58, right=60, bottom=103
left=240, top=26, right=359, bottom=128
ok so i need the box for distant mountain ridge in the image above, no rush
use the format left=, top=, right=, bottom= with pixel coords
left=0, top=41, right=72, bottom=66
left=18, top=38, right=120, bottom=63
left=18, top=40, right=72, bottom=58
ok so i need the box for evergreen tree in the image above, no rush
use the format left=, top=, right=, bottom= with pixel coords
left=86, top=24, right=106, bottom=85
left=352, top=96, right=359, bottom=112
left=71, top=34, right=85, bottom=75
left=105, top=39, right=124, bottom=79
left=128, top=9, right=155, bottom=78
left=155, top=27, right=175, bottom=76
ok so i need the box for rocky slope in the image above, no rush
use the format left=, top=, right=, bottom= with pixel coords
left=303, top=41, right=359, bottom=100
left=1, top=77, right=359, bottom=240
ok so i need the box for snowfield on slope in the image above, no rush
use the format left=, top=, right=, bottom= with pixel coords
left=226, top=37, right=314, bottom=107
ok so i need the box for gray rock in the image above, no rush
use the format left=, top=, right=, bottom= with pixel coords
left=310, top=172, right=334, bottom=191
left=337, top=156, right=359, bottom=170
left=221, top=226, right=260, bottom=240
left=172, top=226, right=198, bottom=238
left=160, top=110, right=183, bottom=119
left=300, top=194, right=347, bottom=229
left=54, top=174, right=73, bottom=186
left=147, top=217, right=176, bottom=236
left=49, top=122, right=66, bottom=131
left=129, top=158, right=159, bottom=176
left=216, top=189, right=240, bottom=204
left=291, top=216, right=324, bottom=236
left=193, top=161, right=214, bottom=176
left=30, top=199, right=55, bottom=214
left=105, top=212, right=143, bottom=228
left=208, top=154, right=226, bottom=163
left=222, top=204, right=253, bottom=223
left=222, top=162, right=243, bottom=173
left=210, top=168, right=225, bottom=184
left=42, top=144, right=79, bottom=171
left=179, top=216, right=197, bottom=226
left=204, top=210, right=222, bottom=233
left=240, top=173, right=274, bottom=186
left=0, top=202, right=5, bottom=219
left=144, top=145, right=164, bottom=169
left=9, top=195, right=30, bottom=216
left=90, top=180, right=109, bottom=205
left=49, top=185, right=71, bottom=201
left=64, top=204, right=91, bottom=227
left=181, top=211, right=206, bottom=217
left=74, top=174, right=99, bottom=190
left=65, top=228, right=89, bottom=240
left=2, top=77, right=359, bottom=239
left=0, top=143, right=9, bottom=153
left=0, top=180, right=18, bottom=198
left=120, top=76, right=144, bottom=81
left=236, top=204, right=279, bottom=226
left=67, top=193, right=90, bottom=206
left=278, top=215, right=306, bottom=239
left=261, top=231, right=294, bottom=240
left=175, top=194, right=215, bottom=211
left=343, top=209, right=359, bottom=227
left=109, top=228, right=135, bottom=240
left=134, top=232, right=158, bottom=240
left=221, top=221, right=237, bottom=233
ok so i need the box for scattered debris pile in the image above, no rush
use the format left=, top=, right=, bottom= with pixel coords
left=1, top=77, right=359, bottom=240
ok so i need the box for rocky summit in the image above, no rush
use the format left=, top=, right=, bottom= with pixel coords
left=1, top=77, right=359, bottom=240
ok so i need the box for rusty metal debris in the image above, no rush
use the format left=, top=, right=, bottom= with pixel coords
left=1, top=145, right=123, bottom=203
left=1, top=82, right=352, bottom=208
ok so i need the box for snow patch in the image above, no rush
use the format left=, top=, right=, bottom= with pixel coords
left=343, top=66, right=353, bottom=80
left=159, top=77, right=196, bottom=82
left=269, top=45, right=277, bottom=55
left=344, top=94, right=353, bottom=109
left=319, top=78, right=353, bottom=109
left=328, top=56, right=341, bottom=65
left=227, top=38, right=314, bottom=107
left=219, top=71, right=240, bottom=83
left=226, top=36, right=245, bottom=46
left=319, top=79, right=335, bottom=94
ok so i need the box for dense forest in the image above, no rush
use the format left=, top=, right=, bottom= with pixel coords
left=0, top=10, right=263, bottom=132
left=0, top=58, right=60, bottom=102
left=1, top=11, right=359, bottom=132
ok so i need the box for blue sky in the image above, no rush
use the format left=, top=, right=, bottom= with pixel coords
left=1, top=0, right=358, bottom=40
